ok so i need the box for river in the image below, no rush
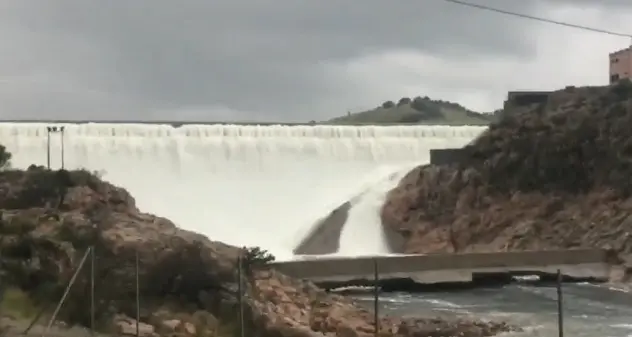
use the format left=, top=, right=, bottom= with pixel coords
left=353, top=283, right=632, bottom=336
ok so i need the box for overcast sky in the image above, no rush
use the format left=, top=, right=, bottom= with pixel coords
left=0, top=0, right=630, bottom=122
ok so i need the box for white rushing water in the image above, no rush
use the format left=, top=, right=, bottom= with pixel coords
left=336, top=165, right=418, bottom=256
left=0, top=123, right=485, bottom=259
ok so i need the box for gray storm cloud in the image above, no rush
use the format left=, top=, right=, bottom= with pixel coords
left=0, top=0, right=623, bottom=121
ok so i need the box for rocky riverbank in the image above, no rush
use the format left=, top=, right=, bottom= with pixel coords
left=0, top=165, right=516, bottom=337
left=382, top=82, right=632, bottom=279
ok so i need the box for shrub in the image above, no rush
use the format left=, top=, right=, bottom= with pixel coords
left=0, top=145, right=11, bottom=170
left=241, top=246, right=275, bottom=271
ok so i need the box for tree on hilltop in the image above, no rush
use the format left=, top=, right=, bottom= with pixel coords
left=397, top=97, right=411, bottom=106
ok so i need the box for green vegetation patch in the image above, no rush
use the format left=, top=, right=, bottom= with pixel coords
left=325, top=96, right=498, bottom=125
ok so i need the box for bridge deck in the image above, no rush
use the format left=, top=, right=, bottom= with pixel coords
left=272, top=249, right=612, bottom=284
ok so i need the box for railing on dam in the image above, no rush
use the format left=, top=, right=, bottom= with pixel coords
left=0, top=119, right=487, bottom=127
left=0, top=120, right=319, bottom=126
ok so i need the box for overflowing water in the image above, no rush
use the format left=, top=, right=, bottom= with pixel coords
left=0, top=123, right=485, bottom=259
left=336, top=166, right=417, bottom=255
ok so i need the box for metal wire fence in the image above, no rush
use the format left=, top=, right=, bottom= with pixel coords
left=1, top=248, right=570, bottom=337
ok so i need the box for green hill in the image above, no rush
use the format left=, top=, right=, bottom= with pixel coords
left=324, top=96, right=498, bottom=125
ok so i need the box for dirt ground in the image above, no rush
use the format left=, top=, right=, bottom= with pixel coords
left=1, top=316, right=109, bottom=337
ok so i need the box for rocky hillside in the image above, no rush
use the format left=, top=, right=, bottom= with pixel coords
left=325, top=96, right=496, bottom=125
left=382, top=82, right=632, bottom=269
left=0, top=160, right=514, bottom=336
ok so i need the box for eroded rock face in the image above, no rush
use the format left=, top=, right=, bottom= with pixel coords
left=382, top=83, right=632, bottom=260
left=0, top=167, right=515, bottom=337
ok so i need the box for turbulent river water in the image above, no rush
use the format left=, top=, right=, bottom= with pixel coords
left=354, top=283, right=632, bottom=337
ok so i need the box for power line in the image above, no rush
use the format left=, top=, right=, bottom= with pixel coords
left=439, top=0, right=632, bottom=39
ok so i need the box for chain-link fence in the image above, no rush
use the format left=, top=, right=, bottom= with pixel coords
left=322, top=259, right=568, bottom=337
left=2, top=246, right=572, bottom=337
left=1, top=247, right=252, bottom=337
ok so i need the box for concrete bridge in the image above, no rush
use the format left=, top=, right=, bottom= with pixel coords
left=273, top=249, right=613, bottom=285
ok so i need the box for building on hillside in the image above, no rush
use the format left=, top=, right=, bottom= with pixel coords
left=502, top=91, right=551, bottom=112
left=609, top=47, right=632, bottom=83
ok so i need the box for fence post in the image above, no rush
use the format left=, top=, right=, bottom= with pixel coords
left=136, top=250, right=140, bottom=337
left=43, top=247, right=92, bottom=337
left=90, top=245, right=95, bottom=335
left=90, top=222, right=98, bottom=335
left=0, top=236, right=4, bottom=328
left=556, top=269, right=564, bottom=337
left=373, top=258, right=379, bottom=337
left=237, top=254, right=245, bottom=337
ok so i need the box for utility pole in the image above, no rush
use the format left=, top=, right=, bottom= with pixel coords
left=60, top=126, right=66, bottom=169
left=46, top=127, right=52, bottom=169
left=46, top=126, right=65, bottom=169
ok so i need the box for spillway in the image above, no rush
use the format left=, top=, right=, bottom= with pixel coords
left=0, top=123, right=486, bottom=259
left=336, top=166, right=416, bottom=256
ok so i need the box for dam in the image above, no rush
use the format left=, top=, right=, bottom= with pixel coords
left=0, top=122, right=486, bottom=259
left=0, top=122, right=615, bottom=291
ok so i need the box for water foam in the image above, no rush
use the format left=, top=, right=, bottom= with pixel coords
left=0, top=123, right=485, bottom=259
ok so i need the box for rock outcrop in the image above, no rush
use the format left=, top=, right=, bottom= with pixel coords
left=382, top=82, right=632, bottom=267
left=0, top=166, right=515, bottom=337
